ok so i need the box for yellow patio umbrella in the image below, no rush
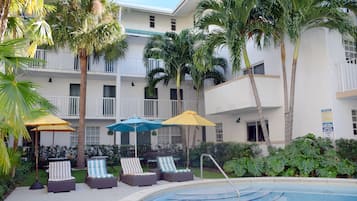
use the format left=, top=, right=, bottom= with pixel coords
left=25, top=114, right=70, bottom=190
left=31, top=124, right=76, bottom=145
left=162, top=110, right=215, bottom=168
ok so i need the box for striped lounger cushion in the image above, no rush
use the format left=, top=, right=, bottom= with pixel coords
left=158, top=156, right=190, bottom=173
left=87, top=159, right=114, bottom=178
left=121, top=158, right=156, bottom=176
left=48, top=161, right=75, bottom=181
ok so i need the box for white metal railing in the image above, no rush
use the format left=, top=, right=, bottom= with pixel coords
left=336, top=60, right=357, bottom=92
left=120, top=98, right=198, bottom=119
left=27, top=49, right=117, bottom=74
left=200, top=154, right=240, bottom=199
left=45, top=96, right=116, bottom=118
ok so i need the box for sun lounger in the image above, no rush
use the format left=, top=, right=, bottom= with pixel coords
left=157, top=156, right=193, bottom=182
left=120, top=157, right=157, bottom=186
left=47, top=160, right=76, bottom=193
left=85, top=158, right=117, bottom=189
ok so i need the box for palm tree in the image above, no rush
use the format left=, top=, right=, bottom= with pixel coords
left=190, top=59, right=226, bottom=147
left=276, top=0, right=357, bottom=143
left=195, top=0, right=272, bottom=146
left=0, top=39, right=54, bottom=174
left=0, top=0, right=55, bottom=55
left=47, top=0, right=125, bottom=168
left=143, top=30, right=198, bottom=151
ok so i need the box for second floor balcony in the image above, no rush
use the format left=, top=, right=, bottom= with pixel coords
left=45, top=96, right=200, bottom=120
left=27, top=49, right=117, bottom=74
left=336, top=60, right=357, bottom=98
left=204, top=75, right=282, bottom=115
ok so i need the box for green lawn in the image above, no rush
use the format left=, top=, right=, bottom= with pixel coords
left=18, top=166, right=224, bottom=186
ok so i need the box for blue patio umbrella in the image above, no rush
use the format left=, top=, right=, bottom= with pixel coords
left=106, top=117, right=162, bottom=157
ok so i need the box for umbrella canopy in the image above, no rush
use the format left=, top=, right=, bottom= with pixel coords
left=162, top=110, right=215, bottom=168
left=31, top=124, right=75, bottom=132
left=106, top=117, right=162, bottom=157
left=25, top=113, right=69, bottom=190
left=25, top=114, right=69, bottom=126
left=162, top=110, right=215, bottom=126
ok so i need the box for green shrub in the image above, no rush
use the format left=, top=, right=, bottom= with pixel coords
left=224, top=134, right=357, bottom=178
left=336, top=139, right=357, bottom=163
left=189, top=142, right=261, bottom=168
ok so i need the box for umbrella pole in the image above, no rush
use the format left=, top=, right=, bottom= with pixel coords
left=134, top=127, right=137, bottom=158
left=186, top=126, right=190, bottom=169
left=29, top=129, right=44, bottom=190
left=52, top=131, right=55, bottom=146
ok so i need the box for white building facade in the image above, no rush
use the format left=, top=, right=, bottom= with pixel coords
left=17, top=0, right=357, bottom=149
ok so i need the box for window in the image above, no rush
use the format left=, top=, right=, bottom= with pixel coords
left=103, top=85, right=116, bottom=116
left=70, top=127, right=78, bottom=147
left=216, top=123, right=223, bottom=142
left=247, top=121, right=269, bottom=142
left=149, top=15, right=155, bottom=28
left=171, top=19, right=176, bottom=31
left=170, top=88, right=184, bottom=116
left=74, top=55, right=91, bottom=71
left=105, top=60, right=115, bottom=73
left=144, top=87, right=158, bottom=117
left=30, top=49, right=46, bottom=68
left=69, top=84, right=80, bottom=116
left=343, top=39, right=357, bottom=64
left=352, top=110, right=357, bottom=135
left=86, top=126, right=100, bottom=145
left=158, top=126, right=182, bottom=145
left=243, top=63, right=265, bottom=75
left=147, top=58, right=163, bottom=75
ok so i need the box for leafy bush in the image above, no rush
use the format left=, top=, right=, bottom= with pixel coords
left=190, top=142, right=261, bottom=168
left=336, top=139, right=357, bottom=163
left=224, top=134, right=357, bottom=178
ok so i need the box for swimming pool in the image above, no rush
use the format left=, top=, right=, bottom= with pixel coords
left=122, top=178, right=357, bottom=201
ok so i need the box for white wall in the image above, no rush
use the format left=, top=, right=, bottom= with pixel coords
left=121, top=9, right=194, bottom=34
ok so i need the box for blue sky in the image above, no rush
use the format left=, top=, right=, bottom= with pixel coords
left=116, top=0, right=181, bottom=10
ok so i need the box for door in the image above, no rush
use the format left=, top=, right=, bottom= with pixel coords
left=137, top=131, right=151, bottom=146
left=170, top=88, right=183, bottom=116
left=103, top=85, right=116, bottom=116
left=144, top=87, right=158, bottom=117
left=69, top=84, right=80, bottom=116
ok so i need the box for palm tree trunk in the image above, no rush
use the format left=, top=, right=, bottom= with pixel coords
left=0, top=0, right=10, bottom=41
left=176, top=70, right=186, bottom=150
left=191, top=90, right=200, bottom=147
left=280, top=41, right=290, bottom=145
left=287, top=38, right=301, bottom=143
left=243, top=48, right=271, bottom=147
left=77, top=48, right=88, bottom=169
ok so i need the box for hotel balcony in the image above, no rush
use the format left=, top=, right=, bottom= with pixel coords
left=336, top=61, right=357, bottom=98
left=45, top=96, right=199, bottom=120
left=26, top=49, right=117, bottom=75
left=204, top=75, right=282, bottom=115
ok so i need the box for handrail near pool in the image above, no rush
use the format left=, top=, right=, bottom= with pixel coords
left=200, top=153, right=240, bottom=199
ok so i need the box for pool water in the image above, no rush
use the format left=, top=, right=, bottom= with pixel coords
left=145, top=182, right=357, bottom=201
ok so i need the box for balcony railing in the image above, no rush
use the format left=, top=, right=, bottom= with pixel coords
left=118, top=57, right=163, bottom=77
left=336, top=61, right=357, bottom=92
left=120, top=99, right=198, bottom=119
left=28, top=49, right=117, bottom=74
left=46, top=96, right=116, bottom=119
left=45, top=96, right=199, bottom=120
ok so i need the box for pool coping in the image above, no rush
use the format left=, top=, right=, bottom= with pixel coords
left=119, top=177, right=357, bottom=201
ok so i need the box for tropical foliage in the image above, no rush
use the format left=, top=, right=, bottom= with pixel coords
left=257, top=0, right=357, bottom=143
left=195, top=0, right=272, bottom=146
left=224, top=134, right=356, bottom=178
left=46, top=0, right=125, bottom=168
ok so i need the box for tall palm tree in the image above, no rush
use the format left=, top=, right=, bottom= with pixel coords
left=195, top=0, right=272, bottom=146
left=0, top=0, right=55, bottom=55
left=0, top=39, right=54, bottom=174
left=190, top=59, right=226, bottom=147
left=143, top=30, right=197, bottom=151
left=47, top=0, right=125, bottom=168
left=277, top=0, right=357, bottom=142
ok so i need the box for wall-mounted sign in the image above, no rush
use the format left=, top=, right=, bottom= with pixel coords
left=321, top=108, right=334, bottom=139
